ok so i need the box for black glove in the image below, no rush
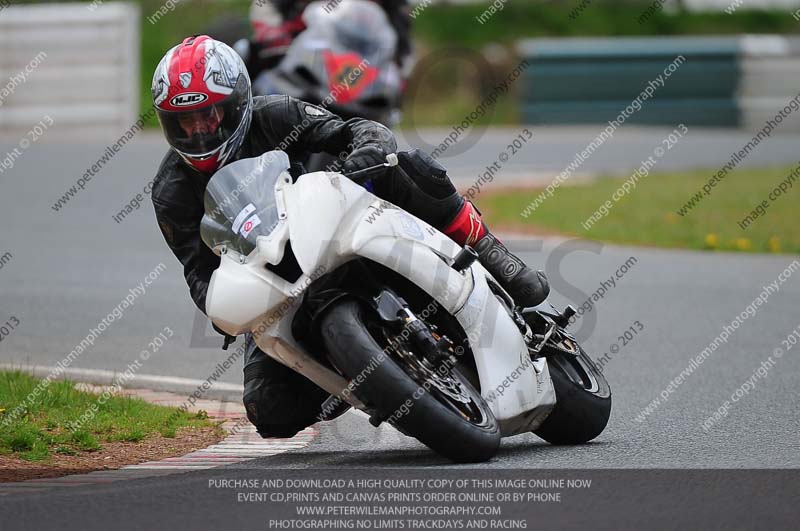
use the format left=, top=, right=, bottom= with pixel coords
left=343, top=145, right=390, bottom=183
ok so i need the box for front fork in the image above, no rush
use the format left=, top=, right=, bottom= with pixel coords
left=357, top=289, right=459, bottom=428
left=373, top=290, right=457, bottom=370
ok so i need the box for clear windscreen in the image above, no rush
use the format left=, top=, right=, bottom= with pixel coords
left=200, top=150, right=291, bottom=256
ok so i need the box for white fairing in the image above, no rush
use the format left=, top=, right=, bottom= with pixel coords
left=205, top=169, right=556, bottom=436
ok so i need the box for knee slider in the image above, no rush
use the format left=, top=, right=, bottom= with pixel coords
left=398, top=149, right=456, bottom=199
left=386, top=149, right=461, bottom=228
left=254, top=423, right=306, bottom=439
left=399, top=184, right=463, bottom=229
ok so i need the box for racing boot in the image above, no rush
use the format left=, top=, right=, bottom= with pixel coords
left=443, top=201, right=549, bottom=308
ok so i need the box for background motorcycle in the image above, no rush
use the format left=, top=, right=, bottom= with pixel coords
left=201, top=151, right=611, bottom=462
left=238, top=0, right=403, bottom=127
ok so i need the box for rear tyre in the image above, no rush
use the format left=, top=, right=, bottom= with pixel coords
left=320, top=300, right=500, bottom=463
left=534, top=342, right=612, bottom=445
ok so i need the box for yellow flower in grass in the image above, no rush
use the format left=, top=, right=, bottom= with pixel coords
left=665, top=212, right=679, bottom=225
left=734, top=238, right=752, bottom=251
left=704, top=233, right=719, bottom=249
left=768, top=236, right=781, bottom=253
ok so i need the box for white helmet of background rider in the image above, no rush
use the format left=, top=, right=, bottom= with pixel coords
left=152, top=35, right=252, bottom=174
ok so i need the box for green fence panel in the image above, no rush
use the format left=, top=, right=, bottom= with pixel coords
left=518, top=37, right=742, bottom=127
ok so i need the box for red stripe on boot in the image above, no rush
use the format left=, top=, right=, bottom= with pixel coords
left=443, top=202, right=487, bottom=247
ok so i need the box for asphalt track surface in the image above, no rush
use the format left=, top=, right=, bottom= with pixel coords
left=1, top=128, right=799, bottom=529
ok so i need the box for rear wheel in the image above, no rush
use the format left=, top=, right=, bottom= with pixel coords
left=534, top=338, right=612, bottom=445
left=320, top=300, right=500, bottom=462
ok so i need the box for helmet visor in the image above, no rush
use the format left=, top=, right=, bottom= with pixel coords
left=157, top=76, right=249, bottom=157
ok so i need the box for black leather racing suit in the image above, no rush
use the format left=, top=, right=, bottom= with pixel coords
left=151, top=94, right=463, bottom=438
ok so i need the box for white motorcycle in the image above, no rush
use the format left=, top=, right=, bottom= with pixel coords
left=202, top=151, right=611, bottom=462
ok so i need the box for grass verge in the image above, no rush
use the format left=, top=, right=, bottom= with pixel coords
left=413, top=2, right=800, bottom=48
left=0, top=371, right=216, bottom=462
left=479, top=164, right=800, bottom=254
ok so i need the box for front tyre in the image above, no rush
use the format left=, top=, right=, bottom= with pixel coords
left=320, top=300, right=501, bottom=463
left=534, top=341, right=612, bottom=445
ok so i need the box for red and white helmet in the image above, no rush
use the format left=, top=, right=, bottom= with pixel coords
left=152, top=35, right=252, bottom=174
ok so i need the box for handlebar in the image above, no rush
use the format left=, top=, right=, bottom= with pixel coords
left=343, top=153, right=399, bottom=184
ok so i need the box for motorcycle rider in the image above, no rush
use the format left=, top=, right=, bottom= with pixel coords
left=150, top=36, right=548, bottom=438
left=244, top=0, right=412, bottom=75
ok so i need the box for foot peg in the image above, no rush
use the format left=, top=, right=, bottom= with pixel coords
left=452, top=246, right=478, bottom=272
left=554, top=305, right=577, bottom=328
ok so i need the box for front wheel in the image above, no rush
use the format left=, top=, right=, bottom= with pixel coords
left=534, top=339, right=612, bottom=445
left=320, top=300, right=501, bottom=463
